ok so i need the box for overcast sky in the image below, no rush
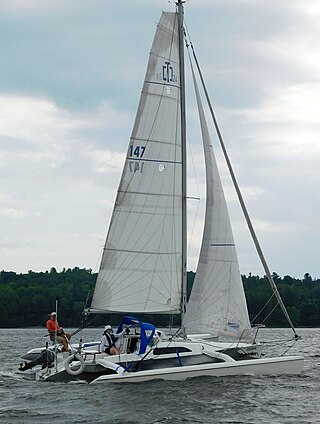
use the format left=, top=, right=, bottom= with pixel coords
left=1, top=0, right=319, bottom=278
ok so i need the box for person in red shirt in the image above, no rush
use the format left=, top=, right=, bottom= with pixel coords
left=46, top=312, right=72, bottom=352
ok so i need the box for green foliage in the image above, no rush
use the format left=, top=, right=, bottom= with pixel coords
left=0, top=268, right=94, bottom=328
left=0, top=269, right=319, bottom=328
left=242, top=273, right=320, bottom=327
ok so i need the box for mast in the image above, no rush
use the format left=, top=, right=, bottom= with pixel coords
left=177, top=0, right=187, bottom=325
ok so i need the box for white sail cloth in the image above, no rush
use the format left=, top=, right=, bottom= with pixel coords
left=183, top=63, right=251, bottom=339
left=90, top=10, right=251, bottom=337
left=90, top=13, right=183, bottom=313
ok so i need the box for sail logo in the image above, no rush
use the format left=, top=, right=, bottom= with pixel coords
left=227, top=322, right=240, bottom=332
left=156, top=61, right=177, bottom=84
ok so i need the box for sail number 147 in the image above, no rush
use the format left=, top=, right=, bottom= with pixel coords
left=129, top=145, right=145, bottom=158
left=128, top=145, right=145, bottom=173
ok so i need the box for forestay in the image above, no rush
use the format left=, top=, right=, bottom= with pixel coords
left=90, top=12, right=183, bottom=313
left=183, top=63, right=251, bottom=339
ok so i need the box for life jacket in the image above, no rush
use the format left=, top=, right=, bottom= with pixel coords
left=103, top=331, right=115, bottom=348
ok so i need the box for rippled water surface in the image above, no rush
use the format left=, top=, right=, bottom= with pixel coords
left=0, top=328, right=319, bottom=423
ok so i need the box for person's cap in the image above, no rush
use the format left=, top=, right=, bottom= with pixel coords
left=50, top=312, right=57, bottom=316
left=104, top=325, right=112, bottom=330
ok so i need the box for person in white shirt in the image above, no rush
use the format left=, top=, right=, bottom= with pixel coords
left=100, top=325, right=125, bottom=355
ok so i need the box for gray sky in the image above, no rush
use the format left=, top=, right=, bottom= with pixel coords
left=1, top=0, right=319, bottom=278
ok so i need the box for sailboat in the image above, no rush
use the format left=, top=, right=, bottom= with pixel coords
left=22, top=1, right=303, bottom=383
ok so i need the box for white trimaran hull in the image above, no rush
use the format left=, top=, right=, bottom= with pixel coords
left=30, top=335, right=303, bottom=383
left=91, top=356, right=304, bottom=384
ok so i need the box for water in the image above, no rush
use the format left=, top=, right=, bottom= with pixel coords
left=0, top=327, right=319, bottom=423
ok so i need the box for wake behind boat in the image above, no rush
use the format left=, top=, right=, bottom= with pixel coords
left=20, top=1, right=303, bottom=383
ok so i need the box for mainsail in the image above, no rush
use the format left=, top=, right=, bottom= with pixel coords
left=183, top=62, right=251, bottom=338
left=90, top=12, right=183, bottom=313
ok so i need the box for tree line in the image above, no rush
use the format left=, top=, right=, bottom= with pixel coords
left=0, top=268, right=319, bottom=328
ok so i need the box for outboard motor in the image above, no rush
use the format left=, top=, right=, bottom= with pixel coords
left=19, top=348, right=55, bottom=372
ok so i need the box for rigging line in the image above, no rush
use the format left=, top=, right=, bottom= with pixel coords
left=168, top=327, right=182, bottom=341
left=250, top=292, right=276, bottom=325
left=177, top=0, right=188, bottom=324
left=260, top=300, right=280, bottom=326
left=260, top=337, right=301, bottom=344
left=185, top=33, right=299, bottom=339
left=165, top=14, right=182, bottom=311
left=132, top=345, right=158, bottom=371
left=279, top=337, right=300, bottom=356
left=70, top=317, right=96, bottom=337
left=82, top=290, right=92, bottom=317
